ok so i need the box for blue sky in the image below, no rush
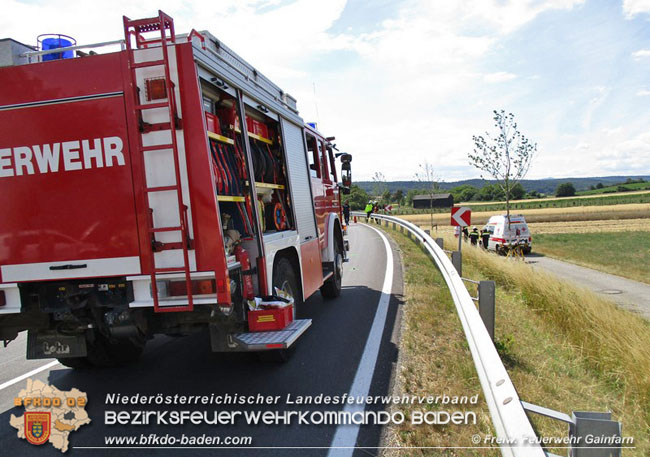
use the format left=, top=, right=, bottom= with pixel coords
left=3, top=0, right=650, bottom=181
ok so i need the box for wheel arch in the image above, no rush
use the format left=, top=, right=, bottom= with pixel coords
left=322, top=213, right=344, bottom=263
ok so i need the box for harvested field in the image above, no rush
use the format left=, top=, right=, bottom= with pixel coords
left=458, top=189, right=650, bottom=205
left=400, top=202, right=650, bottom=226
left=529, top=218, right=650, bottom=234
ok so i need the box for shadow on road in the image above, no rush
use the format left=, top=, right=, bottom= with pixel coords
left=1, top=283, right=405, bottom=457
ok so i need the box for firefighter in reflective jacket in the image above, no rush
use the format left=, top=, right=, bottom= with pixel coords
left=469, top=226, right=479, bottom=245
left=481, top=227, right=490, bottom=249
left=364, top=202, right=374, bottom=221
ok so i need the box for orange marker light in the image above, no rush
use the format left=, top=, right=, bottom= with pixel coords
left=145, top=78, right=167, bottom=101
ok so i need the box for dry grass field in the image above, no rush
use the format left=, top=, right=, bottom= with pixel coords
left=400, top=202, right=650, bottom=227
left=458, top=189, right=650, bottom=206
left=381, top=225, right=650, bottom=456
left=528, top=218, right=650, bottom=234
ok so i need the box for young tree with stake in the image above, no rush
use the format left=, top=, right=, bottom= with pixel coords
left=469, top=110, right=536, bottom=227
left=414, top=161, right=442, bottom=231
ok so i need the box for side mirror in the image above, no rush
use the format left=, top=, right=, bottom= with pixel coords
left=338, top=153, right=352, bottom=191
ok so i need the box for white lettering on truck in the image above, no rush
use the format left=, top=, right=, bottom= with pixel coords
left=0, top=136, right=125, bottom=178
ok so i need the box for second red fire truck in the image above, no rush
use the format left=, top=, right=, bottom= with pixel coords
left=0, top=11, right=352, bottom=365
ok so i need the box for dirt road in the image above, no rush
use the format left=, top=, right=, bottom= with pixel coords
left=527, top=254, right=650, bottom=320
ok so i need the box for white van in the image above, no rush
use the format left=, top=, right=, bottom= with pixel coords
left=483, top=214, right=532, bottom=254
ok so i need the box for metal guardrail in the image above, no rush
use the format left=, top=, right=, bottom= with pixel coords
left=353, top=212, right=545, bottom=457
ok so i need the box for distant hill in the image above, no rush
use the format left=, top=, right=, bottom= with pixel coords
left=357, top=176, right=650, bottom=195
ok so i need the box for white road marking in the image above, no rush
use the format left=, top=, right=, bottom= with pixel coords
left=327, top=223, right=394, bottom=456
left=0, top=361, right=60, bottom=391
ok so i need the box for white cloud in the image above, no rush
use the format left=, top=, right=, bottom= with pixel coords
left=483, top=72, right=518, bottom=83
left=5, top=0, right=640, bottom=182
left=636, top=89, right=650, bottom=96
left=632, top=49, right=650, bottom=59
left=622, top=0, right=650, bottom=18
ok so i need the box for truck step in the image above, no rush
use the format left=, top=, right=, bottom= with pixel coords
left=234, top=319, right=311, bottom=350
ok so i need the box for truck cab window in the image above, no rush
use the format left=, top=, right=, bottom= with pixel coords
left=318, top=139, right=329, bottom=180
left=327, top=146, right=337, bottom=182
left=306, top=134, right=320, bottom=178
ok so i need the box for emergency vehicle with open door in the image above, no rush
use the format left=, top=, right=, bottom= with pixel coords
left=0, top=11, right=352, bottom=366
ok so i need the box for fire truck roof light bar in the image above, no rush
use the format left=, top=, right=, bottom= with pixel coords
left=20, top=39, right=126, bottom=58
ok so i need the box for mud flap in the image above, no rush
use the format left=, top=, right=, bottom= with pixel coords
left=27, top=331, right=87, bottom=359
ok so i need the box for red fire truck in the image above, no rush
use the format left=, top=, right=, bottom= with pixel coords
left=0, top=11, right=352, bottom=366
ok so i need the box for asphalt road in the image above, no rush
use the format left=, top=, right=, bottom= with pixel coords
left=0, top=223, right=404, bottom=456
left=527, top=254, right=650, bottom=319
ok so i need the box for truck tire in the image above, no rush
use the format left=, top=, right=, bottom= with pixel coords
left=272, top=256, right=302, bottom=318
left=321, top=236, right=343, bottom=299
left=57, top=357, right=91, bottom=369
left=258, top=257, right=301, bottom=362
left=86, top=332, right=145, bottom=367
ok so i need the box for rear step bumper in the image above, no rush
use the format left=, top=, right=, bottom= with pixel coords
left=210, top=319, right=311, bottom=352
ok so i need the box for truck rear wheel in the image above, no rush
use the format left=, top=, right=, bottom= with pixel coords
left=61, top=331, right=143, bottom=368
left=258, top=257, right=300, bottom=362
left=56, top=330, right=145, bottom=369
left=272, top=256, right=302, bottom=317
left=321, top=236, right=343, bottom=299
left=57, top=357, right=91, bottom=369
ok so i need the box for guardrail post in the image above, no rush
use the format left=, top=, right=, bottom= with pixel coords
left=392, top=222, right=396, bottom=230
left=451, top=251, right=462, bottom=276
left=478, top=281, right=495, bottom=341
left=435, top=238, right=444, bottom=249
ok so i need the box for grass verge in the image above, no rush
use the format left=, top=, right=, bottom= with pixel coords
left=534, top=231, right=650, bottom=284
left=381, top=228, right=494, bottom=456
left=449, top=237, right=650, bottom=455
left=379, top=223, right=650, bottom=456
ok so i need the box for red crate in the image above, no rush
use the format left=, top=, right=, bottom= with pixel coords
left=205, top=112, right=221, bottom=134
left=247, top=117, right=269, bottom=141
left=248, top=305, right=293, bottom=332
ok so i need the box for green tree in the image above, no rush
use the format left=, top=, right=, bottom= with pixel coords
left=406, top=189, right=422, bottom=206
left=474, top=184, right=504, bottom=201
left=348, top=184, right=370, bottom=210
left=555, top=182, right=576, bottom=197
left=392, top=189, right=404, bottom=204
left=596, top=182, right=604, bottom=189
left=509, top=182, right=525, bottom=200
left=469, top=110, right=537, bottom=222
left=450, top=184, right=478, bottom=203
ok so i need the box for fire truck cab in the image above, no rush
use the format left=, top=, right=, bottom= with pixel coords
left=0, top=11, right=351, bottom=366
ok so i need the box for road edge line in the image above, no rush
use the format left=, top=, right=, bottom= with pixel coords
left=327, top=223, right=394, bottom=457
left=0, top=360, right=60, bottom=391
